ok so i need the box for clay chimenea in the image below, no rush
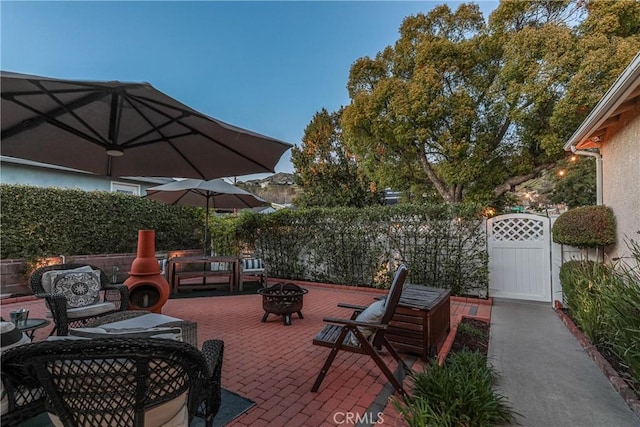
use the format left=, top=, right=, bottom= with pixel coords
left=124, top=230, right=170, bottom=313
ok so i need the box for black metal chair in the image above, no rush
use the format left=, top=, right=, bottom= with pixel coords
left=30, top=263, right=129, bottom=335
left=1, top=337, right=224, bottom=427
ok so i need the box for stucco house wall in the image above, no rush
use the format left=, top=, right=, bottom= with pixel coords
left=602, top=114, right=640, bottom=261
left=0, top=157, right=170, bottom=195
left=564, top=52, right=640, bottom=266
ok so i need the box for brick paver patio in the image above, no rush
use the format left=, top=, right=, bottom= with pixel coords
left=2, top=283, right=491, bottom=427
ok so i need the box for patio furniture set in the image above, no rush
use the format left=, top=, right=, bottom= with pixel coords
left=1, top=261, right=451, bottom=426
left=1, top=263, right=224, bottom=427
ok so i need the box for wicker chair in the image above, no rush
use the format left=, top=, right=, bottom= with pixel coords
left=1, top=337, right=224, bottom=427
left=0, top=349, right=45, bottom=427
left=30, top=263, right=129, bottom=336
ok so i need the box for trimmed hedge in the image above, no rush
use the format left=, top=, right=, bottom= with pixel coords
left=210, top=204, right=489, bottom=296
left=552, top=205, right=615, bottom=247
left=0, top=184, right=202, bottom=259
left=1, top=185, right=489, bottom=296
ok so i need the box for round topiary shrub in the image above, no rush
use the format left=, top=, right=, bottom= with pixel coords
left=552, top=205, right=615, bottom=248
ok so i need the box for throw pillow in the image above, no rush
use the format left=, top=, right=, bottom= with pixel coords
left=41, top=265, right=96, bottom=293
left=53, top=272, right=101, bottom=308
left=348, top=299, right=386, bottom=346
left=242, top=258, right=264, bottom=270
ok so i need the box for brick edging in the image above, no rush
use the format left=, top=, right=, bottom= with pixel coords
left=554, top=300, right=640, bottom=419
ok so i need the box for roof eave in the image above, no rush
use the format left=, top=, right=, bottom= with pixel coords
left=564, top=52, right=640, bottom=151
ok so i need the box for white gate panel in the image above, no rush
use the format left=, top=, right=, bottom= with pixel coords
left=488, top=214, right=551, bottom=302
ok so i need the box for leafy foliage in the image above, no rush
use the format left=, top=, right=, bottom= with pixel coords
left=549, top=156, right=596, bottom=208
left=552, top=205, right=616, bottom=247
left=291, top=108, right=383, bottom=207
left=338, top=1, right=640, bottom=205
left=211, top=204, right=488, bottom=296
left=559, top=242, right=640, bottom=393
left=0, top=184, right=201, bottom=259
left=395, top=350, right=514, bottom=426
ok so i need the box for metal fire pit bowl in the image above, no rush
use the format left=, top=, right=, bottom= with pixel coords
left=257, top=283, right=308, bottom=326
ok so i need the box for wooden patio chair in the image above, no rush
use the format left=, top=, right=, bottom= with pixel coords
left=311, top=264, right=410, bottom=398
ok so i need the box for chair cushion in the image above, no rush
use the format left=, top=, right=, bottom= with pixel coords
left=47, top=390, right=188, bottom=427
left=68, top=326, right=182, bottom=341
left=348, top=299, right=385, bottom=346
left=242, top=258, right=264, bottom=270
left=41, top=265, right=96, bottom=293
left=53, top=272, right=101, bottom=308
left=210, top=262, right=229, bottom=271
left=46, top=301, right=116, bottom=320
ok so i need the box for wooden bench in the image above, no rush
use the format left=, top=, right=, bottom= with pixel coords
left=173, top=270, right=232, bottom=292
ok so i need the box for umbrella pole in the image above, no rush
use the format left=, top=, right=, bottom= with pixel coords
left=204, top=195, right=210, bottom=258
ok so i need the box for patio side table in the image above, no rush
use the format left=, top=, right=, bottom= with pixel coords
left=379, top=284, right=451, bottom=359
left=17, top=318, right=51, bottom=340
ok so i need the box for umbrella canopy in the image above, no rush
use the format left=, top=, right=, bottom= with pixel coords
left=1, top=71, right=292, bottom=179
left=145, top=178, right=268, bottom=255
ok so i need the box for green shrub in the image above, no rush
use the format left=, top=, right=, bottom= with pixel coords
left=395, top=350, right=514, bottom=426
left=1, top=185, right=489, bottom=296
left=0, top=184, right=201, bottom=259
left=559, top=260, right=610, bottom=344
left=559, top=241, right=640, bottom=393
left=552, top=205, right=615, bottom=247
left=599, top=240, right=640, bottom=392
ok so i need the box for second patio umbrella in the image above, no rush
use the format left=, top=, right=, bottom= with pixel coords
left=145, top=178, right=268, bottom=256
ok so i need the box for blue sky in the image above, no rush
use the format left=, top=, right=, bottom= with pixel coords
left=1, top=1, right=498, bottom=180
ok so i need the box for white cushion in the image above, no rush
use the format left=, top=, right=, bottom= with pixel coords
left=69, top=326, right=182, bottom=341
left=242, top=258, right=264, bottom=271
left=53, top=272, right=101, bottom=308
left=348, top=300, right=386, bottom=346
left=210, top=262, right=229, bottom=271
left=98, top=314, right=182, bottom=330
left=47, top=390, right=188, bottom=427
left=46, top=301, right=116, bottom=320
left=41, top=265, right=96, bottom=293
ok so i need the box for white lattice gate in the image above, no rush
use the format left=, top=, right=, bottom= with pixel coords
left=487, top=213, right=551, bottom=302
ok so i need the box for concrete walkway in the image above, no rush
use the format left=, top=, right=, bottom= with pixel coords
left=488, top=299, right=639, bottom=427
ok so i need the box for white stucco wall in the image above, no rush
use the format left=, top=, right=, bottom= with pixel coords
left=0, top=160, right=167, bottom=195
left=602, top=113, right=640, bottom=262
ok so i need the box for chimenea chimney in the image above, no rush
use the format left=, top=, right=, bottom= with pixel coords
left=124, top=230, right=170, bottom=313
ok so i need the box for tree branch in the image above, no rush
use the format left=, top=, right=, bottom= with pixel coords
left=493, top=163, right=555, bottom=197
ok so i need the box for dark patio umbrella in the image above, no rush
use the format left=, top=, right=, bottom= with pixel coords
left=145, top=178, right=268, bottom=256
left=0, top=71, right=291, bottom=179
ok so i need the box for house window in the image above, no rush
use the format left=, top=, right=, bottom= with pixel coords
left=111, top=182, right=140, bottom=195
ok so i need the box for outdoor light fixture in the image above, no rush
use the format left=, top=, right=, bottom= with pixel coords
left=106, top=146, right=124, bottom=157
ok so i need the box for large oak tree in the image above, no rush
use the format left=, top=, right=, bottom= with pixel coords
left=340, top=0, right=640, bottom=205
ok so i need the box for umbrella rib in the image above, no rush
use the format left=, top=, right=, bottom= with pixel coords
left=115, top=97, right=191, bottom=148
left=114, top=95, right=211, bottom=178
left=2, top=88, right=111, bottom=143
left=128, top=94, right=280, bottom=173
